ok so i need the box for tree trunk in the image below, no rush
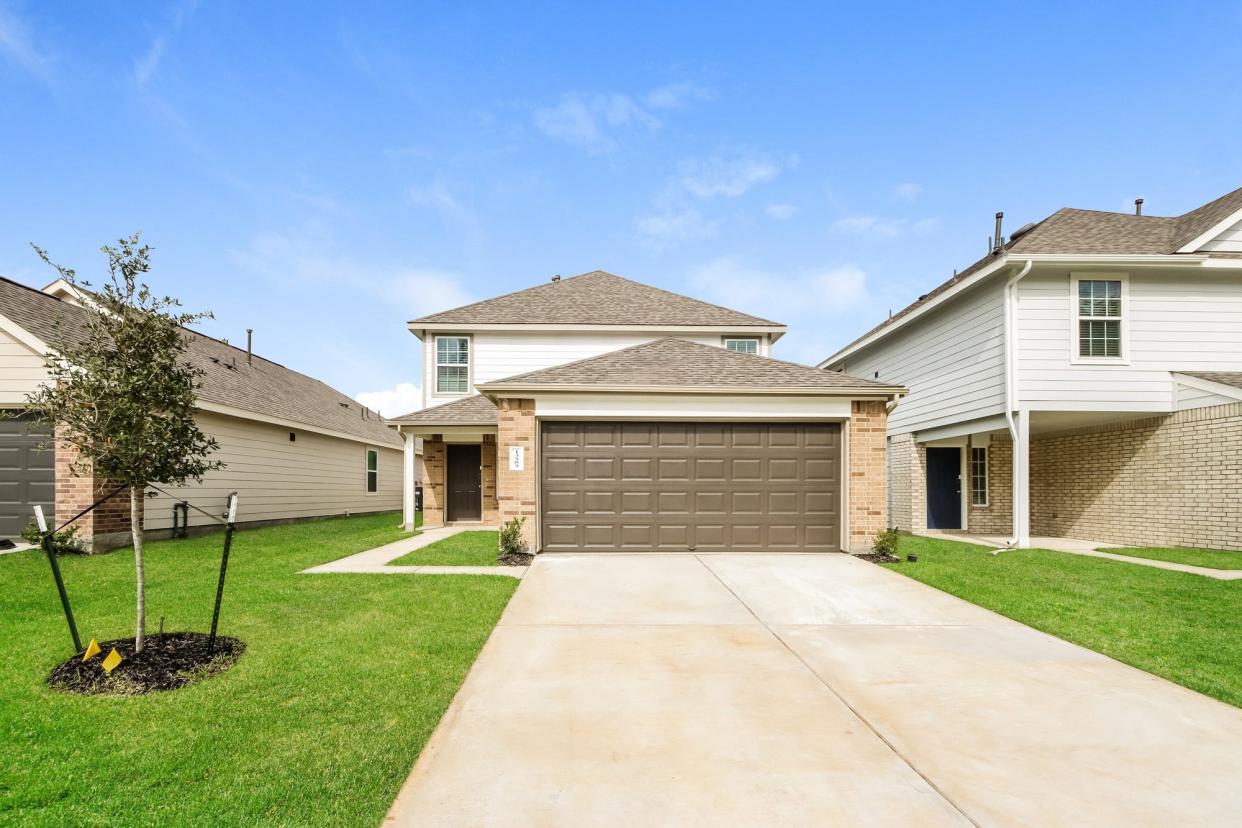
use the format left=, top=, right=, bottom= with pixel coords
left=132, top=488, right=146, bottom=653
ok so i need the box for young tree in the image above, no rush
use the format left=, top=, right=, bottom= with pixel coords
left=26, top=234, right=222, bottom=652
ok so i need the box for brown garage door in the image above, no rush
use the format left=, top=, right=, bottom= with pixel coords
left=541, top=422, right=841, bottom=553
left=0, top=412, right=54, bottom=541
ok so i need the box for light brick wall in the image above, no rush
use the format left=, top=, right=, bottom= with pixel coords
left=967, top=433, right=1012, bottom=535
left=888, top=432, right=920, bottom=533
left=848, top=400, right=889, bottom=552
left=496, top=398, right=537, bottom=550
left=420, top=439, right=446, bottom=527
left=1030, top=402, right=1242, bottom=550
left=481, top=436, right=498, bottom=525
left=54, top=429, right=135, bottom=552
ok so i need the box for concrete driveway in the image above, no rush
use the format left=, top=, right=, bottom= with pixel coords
left=386, top=554, right=1242, bottom=827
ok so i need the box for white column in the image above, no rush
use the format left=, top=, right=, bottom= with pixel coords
left=402, top=429, right=417, bottom=531
left=1013, top=409, right=1031, bottom=547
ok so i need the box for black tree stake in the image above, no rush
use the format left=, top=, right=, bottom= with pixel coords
left=208, top=493, right=239, bottom=655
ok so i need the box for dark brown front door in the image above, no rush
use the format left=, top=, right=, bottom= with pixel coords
left=446, top=444, right=482, bottom=522
left=540, top=422, right=841, bottom=552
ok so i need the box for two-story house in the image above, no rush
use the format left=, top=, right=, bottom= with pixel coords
left=387, top=271, right=904, bottom=553
left=821, top=187, right=1242, bottom=551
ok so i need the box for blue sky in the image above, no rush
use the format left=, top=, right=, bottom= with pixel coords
left=2, top=2, right=1240, bottom=415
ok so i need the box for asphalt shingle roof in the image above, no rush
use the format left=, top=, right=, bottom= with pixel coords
left=479, top=337, right=903, bottom=393
left=389, top=394, right=498, bottom=425
left=1180, top=372, right=1242, bottom=392
left=408, top=270, right=783, bottom=328
left=0, top=277, right=401, bottom=447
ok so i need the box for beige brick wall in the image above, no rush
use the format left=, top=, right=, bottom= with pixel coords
left=54, top=429, right=135, bottom=552
left=496, top=398, right=537, bottom=550
left=481, top=436, right=498, bottom=525
left=420, top=439, right=446, bottom=527
left=888, top=432, right=920, bottom=533
left=848, top=400, right=889, bottom=552
left=967, top=433, right=1012, bottom=535
left=1030, top=402, right=1242, bottom=550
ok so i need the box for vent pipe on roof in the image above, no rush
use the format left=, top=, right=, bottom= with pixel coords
left=993, top=212, right=1004, bottom=254
left=1135, top=198, right=1144, bottom=216
left=246, top=329, right=253, bottom=365
left=551, top=274, right=561, bottom=282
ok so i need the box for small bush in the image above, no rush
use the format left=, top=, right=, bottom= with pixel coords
left=872, top=527, right=899, bottom=556
left=498, top=516, right=527, bottom=556
left=21, top=521, right=85, bottom=555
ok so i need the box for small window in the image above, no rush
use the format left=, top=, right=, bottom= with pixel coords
left=366, top=449, right=378, bottom=493
left=435, top=336, right=470, bottom=394
left=970, top=447, right=988, bottom=507
left=724, top=337, right=759, bottom=354
left=1076, top=279, right=1122, bottom=358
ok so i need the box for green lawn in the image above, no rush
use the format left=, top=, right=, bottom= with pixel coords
left=886, top=535, right=1242, bottom=708
left=0, top=512, right=517, bottom=826
left=390, top=531, right=499, bottom=567
left=1104, top=546, right=1242, bottom=570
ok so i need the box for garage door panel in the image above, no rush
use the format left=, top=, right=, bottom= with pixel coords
left=541, top=422, right=840, bottom=553
left=0, top=414, right=55, bottom=539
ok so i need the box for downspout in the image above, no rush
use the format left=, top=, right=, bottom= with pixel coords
left=1003, top=259, right=1033, bottom=547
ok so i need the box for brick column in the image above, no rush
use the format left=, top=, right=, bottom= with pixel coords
left=496, top=398, right=537, bottom=550
left=481, top=435, right=499, bottom=524
left=847, top=400, right=889, bottom=552
left=54, top=429, right=136, bottom=553
left=421, top=438, right=446, bottom=527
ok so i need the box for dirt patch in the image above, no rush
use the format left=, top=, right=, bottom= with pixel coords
left=48, top=632, right=245, bottom=696
left=854, top=552, right=901, bottom=564
left=498, top=552, right=534, bottom=567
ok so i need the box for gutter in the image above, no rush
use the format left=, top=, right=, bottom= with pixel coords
left=474, top=384, right=908, bottom=397
left=1002, top=259, right=1034, bottom=548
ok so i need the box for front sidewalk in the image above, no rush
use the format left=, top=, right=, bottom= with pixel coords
left=300, top=524, right=525, bottom=578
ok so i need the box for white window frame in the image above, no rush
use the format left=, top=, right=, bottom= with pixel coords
left=723, top=336, right=760, bottom=354
left=969, top=446, right=988, bottom=507
left=365, top=448, right=379, bottom=494
left=434, top=335, right=471, bottom=395
left=1069, top=273, right=1129, bottom=365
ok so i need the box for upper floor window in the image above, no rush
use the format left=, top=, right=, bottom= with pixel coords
left=365, top=449, right=378, bottom=493
left=1076, top=278, right=1124, bottom=359
left=723, top=337, right=759, bottom=354
left=435, top=336, right=470, bottom=394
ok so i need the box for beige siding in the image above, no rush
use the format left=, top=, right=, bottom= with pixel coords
left=0, top=327, right=49, bottom=405
left=144, top=411, right=402, bottom=531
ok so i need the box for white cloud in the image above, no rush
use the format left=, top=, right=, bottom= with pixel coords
left=533, top=82, right=713, bottom=153
left=893, top=182, right=923, bottom=202
left=132, top=0, right=197, bottom=88
left=0, top=4, right=54, bottom=79
left=676, top=156, right=780, bottom=199
left=357, top=382, right=422, bottom=418
left=633, top=208, right=720, bottom=246
left=643, top=81, right=715, bottom=110
left=830, top=214, right=939, bottom=240
left=765, top=203, right=799, bottom=220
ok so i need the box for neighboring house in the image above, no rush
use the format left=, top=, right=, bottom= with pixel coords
left=387, top=270, right=904, bottom=553
left=821, top=187, right=1242, bottom=551
left=0, top=276, right=409, bottom=550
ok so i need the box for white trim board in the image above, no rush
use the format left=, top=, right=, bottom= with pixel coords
left=532, top=393, right=853, bottom=420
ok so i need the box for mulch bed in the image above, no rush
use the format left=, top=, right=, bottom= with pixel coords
left=47, top=632, right=245, bottom=696
left=498, top=552, right=535, bottom=567
left=854, top=552, right=901, bottom=564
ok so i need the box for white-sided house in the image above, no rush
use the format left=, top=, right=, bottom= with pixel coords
left=821, top=187, right=1242, bottom=551
left=0, top=276, right=408, bottom=550
left=387, top=271, right=904, bottom=553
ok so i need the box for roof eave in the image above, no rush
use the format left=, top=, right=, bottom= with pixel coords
left=407, top=322, right=787, bottom=339
left=476, top=383, right=906, bottom=397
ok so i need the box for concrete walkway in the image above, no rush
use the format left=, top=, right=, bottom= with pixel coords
left=920, top=531, right=1242, bottom=580
left=301, top=525, right=525, bottom=578
left=387, top=553, right=1242, bottom=827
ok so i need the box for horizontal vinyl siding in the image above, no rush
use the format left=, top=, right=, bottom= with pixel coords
left=1198, top=218, right=1242, bottom=252
left=1017, top=269, right=1242, bottom=410
left=0, top=327, right=49, bottom=405
left=144, top=411, right=402, bottom=531
left=1176, top=382, right=1238, bottom=411
left=843, top=280, right=1006, bottom=435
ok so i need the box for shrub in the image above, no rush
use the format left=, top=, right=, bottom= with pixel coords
left=872, top=527, right=900, bottom=556
left=499, top=516, right=527, bottom=556
left=21, top=521, right=85, bottom=555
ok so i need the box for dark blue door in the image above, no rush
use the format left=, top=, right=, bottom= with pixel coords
left=926, top=447, right=962, bottom=529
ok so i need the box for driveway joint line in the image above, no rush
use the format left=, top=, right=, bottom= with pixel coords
left=692, top=553, right=983, bottom=828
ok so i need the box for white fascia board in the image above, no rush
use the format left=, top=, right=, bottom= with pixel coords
left=533, top=392, right=853, bottom=420
left=407, top=322, right=788, bottom=342
left=1171, top=373, right=1242, bottom=401
left=1176, top=207, right=1242, bottom=253
left=818, top=256, right=1014, bottom=369
left=1018, top=254, right=1209, bottom=265
left=196, top=401, right=402, bottom=449
left=0, top=313, right=50, bottom=355
left=478, top=383, right=902, bottom=397
left=914, top=414, right=1009, bottom=443
left=394, top=424, right=497, bottom=438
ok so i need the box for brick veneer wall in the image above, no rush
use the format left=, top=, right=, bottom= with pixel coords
left=481, top=435, right=499, bottom=525
left=54, top=430, right=136, bottom=552
left=1030, top=402, right=1242, bottom=550
left=967, top=433, right=1012, bottom=535
left=888, top=433, right=916, bottom=532
left=496, top=398, right=537, bottom=550
left=421, top=438, right=446, bottom=527
left=848, top=400, right=889, bottom=552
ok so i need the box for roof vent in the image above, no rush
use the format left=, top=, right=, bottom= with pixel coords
left=551, top=274, right=561, bottom=282
left=992, top=212, right=1004, bottom=254
left=1134, top=197, right=1144, bottom=216
left=1010, top=222, right=1036, bottom=241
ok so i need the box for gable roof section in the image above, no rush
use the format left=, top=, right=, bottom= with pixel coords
left=478, top=337, right=903, bottom=395
left=1178, top=372, right=1242, bottom=393
left=408, top=270, right=783, bottom=329
left=389, top=394, right=498, bottom=425
left=1173, top=187, right=1242, bottom=250
left=0, top=276, right=401, bottom=448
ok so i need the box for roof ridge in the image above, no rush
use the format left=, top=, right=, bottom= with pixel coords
left=583, top=272, right=783, bottom=327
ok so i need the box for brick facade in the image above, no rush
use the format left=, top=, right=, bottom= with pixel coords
left=887, top=432, right=924, bottom=533
left=967, top=433, right=1012, bottom=535
left=53, top=430, right=136, bottom=552
left=420, top=438, right=446, bottom=527
left=481, top=435, right=499, bottom=525
left=1030, top=402, right=1242, bottom=550
left=847, top=400, right=889, bottom=552
left=495, top=398, right=537, bottom=550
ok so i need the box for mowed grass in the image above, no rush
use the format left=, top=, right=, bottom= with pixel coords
left=390, top=531, right=499, bottom=566
left=885, top=535, right=1242, bottom=707
left=1104, top=546, right=1242, bottom=570
left=0, top=512, right=517, bottom=826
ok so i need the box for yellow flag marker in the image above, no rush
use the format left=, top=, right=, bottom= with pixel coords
left=101, top=648, right=123, bottom=675
left=82, top=639, right=101, bottom=662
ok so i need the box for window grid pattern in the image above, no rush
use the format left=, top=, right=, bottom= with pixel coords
left=724, top=338, right=759, bottom=354
left=366, top=449, right=378, bottom=493
left=970, top=447, right=988, bottom=507
left=436, top=336, right=470, bottom=393
left=1077, top=280, right=1121, bottom=358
